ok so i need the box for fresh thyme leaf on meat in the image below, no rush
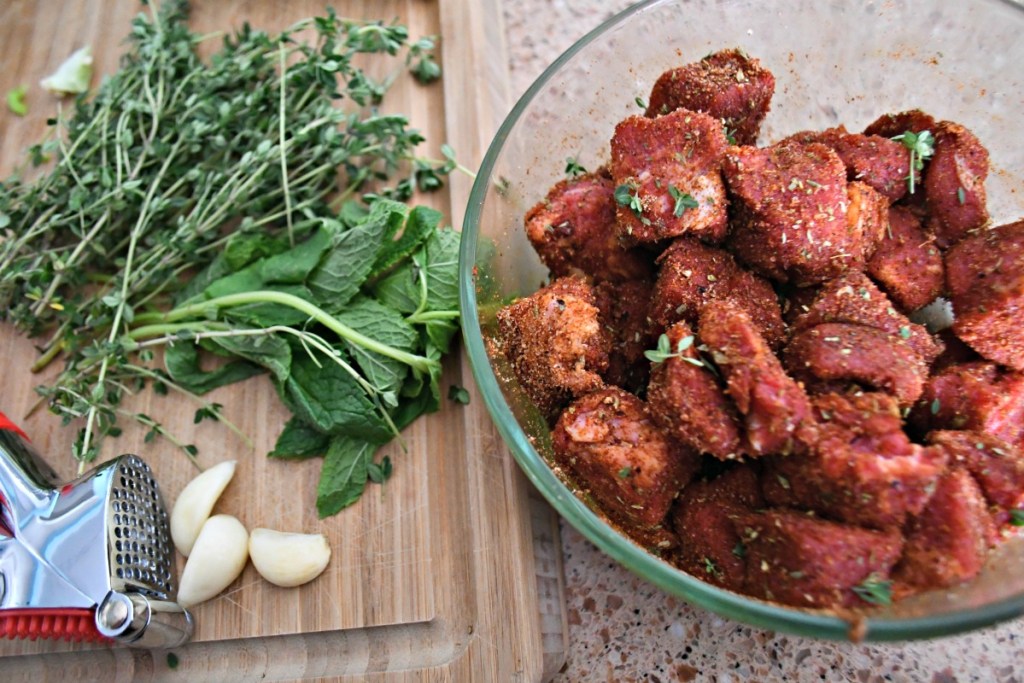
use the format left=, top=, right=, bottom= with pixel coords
left=892, top=129, right=935, bottom=194
left=0, top=1, right=463, bottom=515
left=852, top=573, right=893, bottom=605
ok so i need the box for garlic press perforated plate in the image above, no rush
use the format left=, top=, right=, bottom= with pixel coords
left=0, top=412, right=193, bottom=647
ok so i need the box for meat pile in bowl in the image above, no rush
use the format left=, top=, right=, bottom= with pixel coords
left=495, top=49, right=1024, bottom=610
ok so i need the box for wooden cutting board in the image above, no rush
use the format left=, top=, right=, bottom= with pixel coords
left=0, top=1, right=568, bottom=680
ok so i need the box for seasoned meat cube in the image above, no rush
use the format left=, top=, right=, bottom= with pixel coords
left=946, top=219, right=1024, bottom=371
left=552, top=388, right=699, bottom=531
left=738, top=509, right=903, bottom=609
left=594, top=279, right=656, bottom=393
left=723, top=140, right=882, bottom=285
left=610, top=109, right=729, bottom=244
left=648, top=321, right=744, bottom=460
left=787, top=126, right=910, bottom=202
left=649, top=237, right=785, bottom=347
left=927, top=431, right=1024, bottom=518
left=496, top=277, right=610, bottom=421
left=645, top=49, right=775, bottom=146
left=910, top=362, right=1024, bottom=448
left=924, top=121, right=990, bottom=248
left=524, top=168, right=654, bottom=283
left=790, top=270, right=941, bottom=364
left=866, top=206, right=944, bottom=312
left=698, top=300, right=812, bottom=456
left=893, top=469, right=995, bottom=593
left=784, top=323, right=927, bottom=406
left=672, top=466, right=763, bottom=590
left=863, top=109, right=937, bottom=139
left=763, top=392, right=948, bottom=529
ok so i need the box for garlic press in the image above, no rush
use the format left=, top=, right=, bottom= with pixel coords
left=0, top=411, right=193, bottom=647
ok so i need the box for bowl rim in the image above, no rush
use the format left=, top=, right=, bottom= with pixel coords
left=458, top=0, right=1024, bottom=641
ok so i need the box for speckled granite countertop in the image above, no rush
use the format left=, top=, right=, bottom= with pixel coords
left=500, top=2, right=1024, bottom=681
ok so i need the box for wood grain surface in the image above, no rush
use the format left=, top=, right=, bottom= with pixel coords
left=0, top=1, right=566, bottom=680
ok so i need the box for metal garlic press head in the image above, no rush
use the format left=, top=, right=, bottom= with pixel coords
left=0, top=412, right=193, bottom=647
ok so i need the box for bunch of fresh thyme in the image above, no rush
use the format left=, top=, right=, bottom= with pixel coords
left=0, top=1, right=463, bottom=513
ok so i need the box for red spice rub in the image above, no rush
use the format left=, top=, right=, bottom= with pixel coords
left=649, top=237, right=785, bottom=347
left=784, top=323, right=927, bottom=407
left=594, top=278, right=656, bottom=393
left=646, top=49, right=775, bottom=146
left=927, top=430, right=1024, bottom=520
left=910, top=362, right=1024, bottom=448
left=787, top=126, right=910, bottom=202
left=551, top=387, right=700, bottom=531
left=763, top=392, right=948, bottom=529
left=671, top=466, right=763, bottom=590
left=924, top=121, right=990, bottom=248
left=495, top=276, right=610, bottom=421
left=610, top=108, right=729, bottom=244
left=893, top=468, right=995, bottom=594
left=723, top=140, right=882, bottom=285
left=738, top=509, right=904, bottom=609
left=866, top=205, right=944, bottom=312
left=524, top=168, right=653, bottom=283
left=647, top=320, right=743, bottom=460
left=698, top=300, right=812, bottom=456
left=790, top=270, right=941, bottom=364
left=945, top=219, right=1024, bottom=371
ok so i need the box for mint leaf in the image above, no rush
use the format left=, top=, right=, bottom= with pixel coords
left=260, top=227, right=331, bottom=284
left=270, top=417, right=330, bottom=459
left=209, top=332, right=292, bottom=383
left=337, top=297, right=418, bottom=396
left=370, top=205, right=441, bottom=278
left=280, top=349, right=391, bottom=441
left=164, top=342, right=264, bottom=394
left=316, top=435, right=380, bottom=517
left=307, top=200, right=408, bottom=311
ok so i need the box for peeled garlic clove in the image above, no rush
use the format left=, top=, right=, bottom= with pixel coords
left=176, top=514, right=249, bottom=607
left=248, top=528, right=331, bottom=588
left=171, top=460, right=237, bottom=557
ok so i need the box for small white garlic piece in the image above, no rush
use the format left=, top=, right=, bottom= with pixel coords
left=171, top=460, right=237, bottom=557
left=248, top=528, right=331, bottom=588
left=176, top=514, right=249, bottom=607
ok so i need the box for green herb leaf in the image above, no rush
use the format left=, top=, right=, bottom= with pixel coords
left=564, top=156, right=587, bottom=178
left=852, top=573, right=893, bottom=605
left=892, top=129, right=935, bottom=194
left=448, top=385, right=470, bottom=405
left=316, top=435, right=381, bottom=517
left=164, top=342, right=265, bottom=394
left=280, top=349, right=392, bottom=441
left=307, top=201, right=409, bottom=312
left=613, top=183, right=643, bottom=217
left=1010, top=509, right=1024, bottom=527
left=668, top=185, right=699, bottom=217
left=166, top=652, right=180, bottom=670
left=618, top=466, right=632, bottom=478
left=367, top=455, right=394, bottom=483
left=6, top=85, right=27, bottom=116
left=270, top=417, right=330, bottom=459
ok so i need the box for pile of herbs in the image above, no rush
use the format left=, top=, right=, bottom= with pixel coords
left=0, top=0, right=463, bottom=516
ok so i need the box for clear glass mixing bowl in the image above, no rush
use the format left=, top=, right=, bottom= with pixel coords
left=460, top=0, right=1024, bottom=640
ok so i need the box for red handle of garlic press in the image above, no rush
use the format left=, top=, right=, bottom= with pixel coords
left=0, top=411, right=29, bottom=441
left=0, top=608, right=109, bottom=643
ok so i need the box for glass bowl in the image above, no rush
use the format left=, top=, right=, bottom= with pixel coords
left=460, top=0, right=1024, bottom=640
